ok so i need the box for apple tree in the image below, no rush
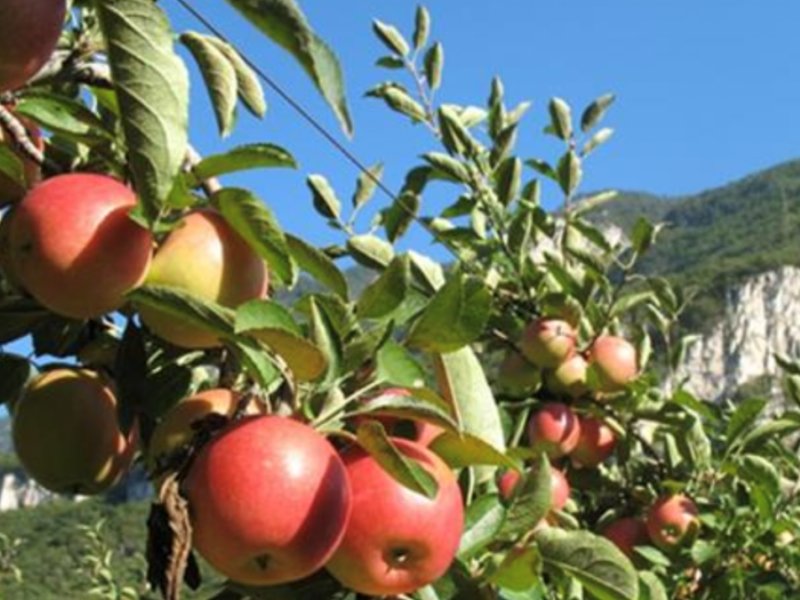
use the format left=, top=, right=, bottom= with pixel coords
left=0, top=2, right=798, bottom=599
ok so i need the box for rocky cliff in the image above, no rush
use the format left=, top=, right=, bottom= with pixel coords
left=673, top=266, right=800, bottom=403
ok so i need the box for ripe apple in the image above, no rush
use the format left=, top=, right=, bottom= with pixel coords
left=519, top=318, right=577, bottom=368
left=8, top=173, right=153, bottom=319
left=498, top=469, right=522, bottom=500
left=587, top=335, right=638, bottom=393
left=601, top=517, right=649, bottom=559
left=12, top=368, right=137, bottom=494
left=139, top=209, right=268, bottom=348
left=147, top=388, right=265, bottom=471
left=646, top=494, right=699, bottom=551
left=184, top=416, right=351, bottom=586
left=0, top=113, right=43, bottom=205
left=546, top=352, right=589, bottom=398
left=0, top=0, right=66, bottom=93
left=527, top=402, right=581, bottom=459
left=497, top=351, right=542, bottom=396
left=570, top=416, right=616, bottom=468
left=326, top=439, right=464, bottom=596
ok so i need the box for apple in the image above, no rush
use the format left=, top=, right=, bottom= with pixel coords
left=601, top=517, right=649, bottom=559
left=570, top=416, right=616, bottom=468
left=546, top=352, right=589, bottom=398
left=12, top=368, right=137, bottom=494
left=498, top=469, right=521, bottom=500
left=326, top=438, right=464, bottom=596
left=8, top=173, right=153, bottom=319
left=646, top=494, right=699, bottom=551
left=519, top=318, right=576, bottom=368
left=147, top=388, right=265, bottom=471
left=0, top=112, right=43, bottom=206
left=497, top=351, right=542, bottom=396
left=184, top=416, right=351, bottom=586
left=0, top=0, right=66, bottom=93
left=139, top=209, right=268, bottom=348
left=587, top=335, right=638, bottom=393
left=527, top=402, right=581, bottom=459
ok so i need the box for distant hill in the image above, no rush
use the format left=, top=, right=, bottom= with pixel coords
left=0, top=418, right=10, bottom=453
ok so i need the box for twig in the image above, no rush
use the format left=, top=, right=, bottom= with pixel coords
left=184, top=144, right=221, bottom=196
left=0, top=104, right=58, bottom=172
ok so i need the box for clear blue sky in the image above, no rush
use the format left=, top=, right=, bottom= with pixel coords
left=165, top=0, right=800, bottom=254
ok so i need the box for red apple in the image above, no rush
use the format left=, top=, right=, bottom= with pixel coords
left=0, top=0, right=66, bottom=93
left=527, top=402, right=581, bottom=459
left=326, top=439, right=464, bottom=596
left=601, top=517, right=649, bottom=559
left=646, top=494, right=699, bottom=551
left=587, top=335, right=638, bottom=393
left=570, top=416, right=616, bottom=468
left=546, top=353, right=589, bottom=398
left=519, top=318, right=577, bottom=368
left=550, top=468, right=570, bottom=511
left=498, top=469, right=522, bottom=501
left=8, top=173, right=153, bottom=319
left=139, top=209, right=268, bottom=348
left=0, top=112, right=43, bottom=206
left=12, top=368, right=137, bottom=494
left=497, top=351, right=542, bottom=396
left=184, top=416, right=351, bottom=586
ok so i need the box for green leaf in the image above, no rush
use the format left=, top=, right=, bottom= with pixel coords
left=356, top=255, right=410, bottom=319
left=726, top=397, right=767, bottom=448
left=432, top=347, right=506, bottom=482
left=557, top=150, right=582, bottom=197
left=489, top=546, right=542, bottom=592
left=372, top=20, right=410, bottom=56
left=582, top=127, right=614, bottom=156
left=407, top=274, right=490, bottom=353
left=342, top=322, right=394, bottom=375
left=16, top=92, right=114, bottom=143
left=499, top=459, right=553, bottom=540
left=0, top=298, right=50, bottom=345
left=738, top=454, right=781, bottom=500
left=631, top=218, right=660, bottom=256
left=438, top=105, right=480, bottom=157
left=548, top=97, right=573, bottom=140
left=495, top=157, right=522, bottom=206
left=95, top=0, right=189, bottom=224
left=0, top=354, right=32, bottom=410
left=637, top=572, right=668, bottom=600
left=286, top=234, right=348, bottom=300
left=309, top=297, right=342, bottom=386
left=356, top=420, right=439, bottom=499
left=204, top=36, right=268, bottom=118
left=240, top=326, right=327, bottom=383
left=376, top=56, right=405, bottom=69
left=225, top=0, right=353, bottom=136
left=376, top=341, right=427, bottom=387
left=353, top=162, right=384, bottom=209
left=367, top=83, right=427, bottom=122
left=414, top=6, right=431, bottom=49
left=535, top=528, right=640, bottom=600
left=181, top=32, right=238, bottom=137
left=409, top=250, right=445, bottom=293
left=351, top=389, right=458, bottom=431
left=382, top=191, right=420, bottom=242
left=307, top=174, right=342, bottom=220
left=581, top=93, right=616, bottom=133
left=424, top=42, right=444, bottom=90
left=191, top=144, right=296, bottom=182
left=213, top=187, right=295, bottom=285
left=235, top=298, right=300, bottom=335
left=234, top=338, right=282, bottom=389
left=458, top=494, right=507, bottom=559
left=430, top=431, right=518, bottom=470
left=0, top=146, right=24, bottom=187
left=347, top=234, right=395, bottom=270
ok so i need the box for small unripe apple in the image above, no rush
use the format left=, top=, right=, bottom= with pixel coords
left=0, top=113, right=43, bottom=205
left=519, top=318, right=577, bottom=368
left=0, top=0, right=67, bottom=93
left=497, top=351, right=542, bottom=396
left=546, top=353, right=589, bottom=398
left=587, top=335, right=638, bottom=393
left=646, top=494, right=699, bottom=551
left=140, top=209, right=268, bottom=348
left=12, top=368, right=137, bottom=494
left=527, top=402, right=581, bottom=459
left=601, top=517, right=649, bottom=558
left=9, top=173, right=153, bottom=319
left=184, top=416, right=352, bottom=586
left=570, top=416, right=616, bottom=468
left=326, top=439, right=464, bottom=596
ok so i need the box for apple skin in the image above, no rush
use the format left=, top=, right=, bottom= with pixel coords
left=0, top=0, right=66, bottom=93
left=519, top=319, right=577, bottom=368
left=140, top=209, right=268, bottom=349
left=587, top=335, right=638, bottom=393
left=601, top=517, right=649, bottom=559
left=497, top=351, right=542, bottom=396
left=527, top=402, right=581, bottom=459
left=498, top=469, right=521, bottom=501
left=9, top=173, right=153, bottom=319
left=0, top=113, right=43, bottom=206
left=546, top=353, right=589, bottom=398
left=147, top=388, right=265, bottom=471
left=570, top=416, right=616, bottom=468
left=12, top=368, right=137, bottom=494
left=326, top=439, right=465, bottom=596
left=646, top=494, right=699, bottom=551
left=184, top=416, right=351, bottom=586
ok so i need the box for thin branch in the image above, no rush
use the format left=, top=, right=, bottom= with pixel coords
left=0, top=105, right=59, bottom=172
left=184, top=144, right=221, bottom=196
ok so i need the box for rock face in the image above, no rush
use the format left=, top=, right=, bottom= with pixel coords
left=674, top=266, right=800, bottom=403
